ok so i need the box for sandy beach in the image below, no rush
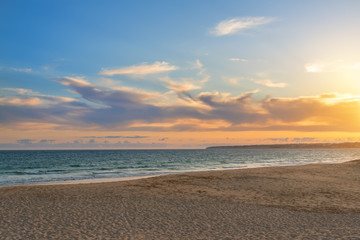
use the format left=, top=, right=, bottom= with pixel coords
left=1, top=160, right=360, bottom=239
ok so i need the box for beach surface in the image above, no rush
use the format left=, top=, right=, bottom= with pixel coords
left=1, top=160, right=360, bottom=239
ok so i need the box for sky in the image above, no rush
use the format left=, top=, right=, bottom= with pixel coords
left=1, top=0, right=360, bottom=149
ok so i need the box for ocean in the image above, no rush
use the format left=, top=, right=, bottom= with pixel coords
left=1, top=148, right=360, bottom=187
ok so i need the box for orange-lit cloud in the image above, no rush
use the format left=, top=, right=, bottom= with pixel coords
left=0, top=97, right=42, bottom=106
left=261, top=95, right=360, bottom=131
left=252, top=79, right=287, bottom=88
left=59, top=76, right=91, bottom=86
left=3, top=88, right=33, bottom=94
left=0, top=88, right=77, bottom=106
left=1, top=78, right=360, bottom=133
left=100, top=61, right=178, bottom=76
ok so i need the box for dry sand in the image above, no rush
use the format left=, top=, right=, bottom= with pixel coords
left=1, top=160, right=360, bottom=239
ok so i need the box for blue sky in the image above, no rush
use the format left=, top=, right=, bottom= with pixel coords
left=1, top=0, right=360, bottom=149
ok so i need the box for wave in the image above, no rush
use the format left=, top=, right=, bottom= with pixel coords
left=5, top=169, right=68, bottom=175
left=1, top=148, right=360, bottom=187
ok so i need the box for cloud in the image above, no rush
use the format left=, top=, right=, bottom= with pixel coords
left=305, top=62, right=325, bottom=73
left=11, top=68, right=32, bottom=73
left=266, top=138, right=289, bottom=143
left=345, top=62, right=360, bottom=70
left=195, top=90, right=266, bottom=125
left=54, top=77, right=205, bottom=127
left=17, top=139, right=36, bottom=144
left=0, top=139, right=169, bottom=150
left=0, top=97, right=43, bottom=106
left=100, top=61, right=178, bottom=76
left=82, top=136, right=148, bottom=139
left=291, top=137, right=317, bottom=143
left=57, top=76, right=91, bottom=86
left=266, top=137, right=318, bottom=143
left=107, top=135, right=147, bottom=139
left=164, top=78, right=202, bottom=102
left=161, top=64, right=209, bottom=104
left=252, top=79, right=287, bottom=88
left=228, top=78, right=239, bottom=85
left=194, top=59, right=203, bottom=69
left=305, top=60, right=360, bottom=73
left=39, top=139, right=56, bottom=143
left=2, top=76, right=360, bottom=133
left=261, top=94, right=360, bottom=131
left=229, top=58, right=247, bottom=62
left=0, top=86, right=83, bottom=107
left=0, top=85, right=89, bottom=126
left=56, top=77, right=157, bottom=105
left=2, top=88, right=34, bottom=95
left=212, top=17, right=274, bottom=36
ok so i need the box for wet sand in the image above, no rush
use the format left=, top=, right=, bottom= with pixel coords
left=1, top=160, right=360, bottom=239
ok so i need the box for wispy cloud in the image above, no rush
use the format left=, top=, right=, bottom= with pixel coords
left=2, top=88, right=34, bottom=95
left=228, top=78, right=239, bottom=85
left=305, top=60, right=360, bottom=73
left=194, top=59, right=203, bottom=69
left=11, top=67, right=32, bottom=73
left=82, top=136, right=148, bottom=139
left=345, top=62, right=360, bottom=70
left=252, top=79, right=287, bottom=88
left=212, top=17, right=274, bottom=36
left=0, top=87, right=79, bottom=108
left=100, top=61, right=178, bottom=76
left=1, top=87, right=78, bottom=106
left=165, top=78, right=202, bottom=93
left=159, top=60, right=209, bottom=104
left=39, top=139, right=56, bottom=143
left=58, top=76, right=92, bottom=86
left=0, top=97, right=42, bottom=106
left=305, top=62, right=325, bottom=72
left=0, top=138, right=168, bottom=150
left=17, top=139, right=36, bottom=144
left=266, top=137, right=318, bottom=143
left=229, top=58, right=248, bottom=62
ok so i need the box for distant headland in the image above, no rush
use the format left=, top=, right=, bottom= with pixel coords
left=206, top=142, right=360, bottom=149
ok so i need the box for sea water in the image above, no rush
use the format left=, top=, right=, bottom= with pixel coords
left=1, top=148, right=360, bottom=186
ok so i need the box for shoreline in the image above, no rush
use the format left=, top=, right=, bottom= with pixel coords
left=0, top=159, right=349, bottom=189
left=35, top=174, right=164, bottom=186
left=1, top=159, right=360, bottom=238
left=2, top=159, right=359, bottom=211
